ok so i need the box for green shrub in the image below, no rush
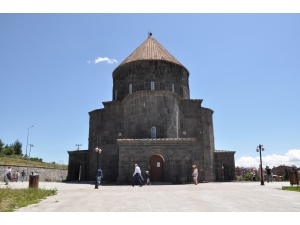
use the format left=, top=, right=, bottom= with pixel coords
left=283, top=168, right=290, bottom=181
left=244, top=173, right=253, bottom=181
left=30, top=157, right=43, bottom=162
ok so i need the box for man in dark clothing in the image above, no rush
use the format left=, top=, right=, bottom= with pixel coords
left=252, top=171, right=256, bottom=181
left=145, top=171, right=151, bottom=185
left=21, top=170, right=26, bottom=182
left=97, top=167, right=103, bottom=185
left=132, top=164, right=143, bottom=187
left=266, top=166, right=272, bottom=183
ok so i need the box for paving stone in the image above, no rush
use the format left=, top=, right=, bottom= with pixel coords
left=1, top=181, right=298, bottom=212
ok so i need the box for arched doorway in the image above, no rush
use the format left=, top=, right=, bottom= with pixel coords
left=150, top=155, right=164, bottom=182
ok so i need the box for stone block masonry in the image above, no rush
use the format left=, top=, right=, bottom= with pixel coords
left=0, top=164, right=68, bottom=182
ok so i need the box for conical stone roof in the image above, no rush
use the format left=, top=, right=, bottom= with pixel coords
left=114, top=34, right=186, bottom=72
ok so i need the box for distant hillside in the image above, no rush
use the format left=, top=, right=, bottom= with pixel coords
left=0, top=155, right=68, bottom=169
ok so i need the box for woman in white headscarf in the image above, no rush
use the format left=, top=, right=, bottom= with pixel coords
left=192, top=165, right=198, bottom=185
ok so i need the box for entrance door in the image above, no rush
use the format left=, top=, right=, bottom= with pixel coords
left=149, top=155, right=164, bottom=182
left=74, top=163, right=80, bottom=180
left=223, top=164, right=229, bottom=180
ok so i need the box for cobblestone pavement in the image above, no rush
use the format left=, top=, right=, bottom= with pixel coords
left=1, top=180, right=299, bottom=212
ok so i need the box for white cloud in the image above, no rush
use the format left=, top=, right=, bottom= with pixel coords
left=87, top=61, right=91, bottom=64
left=235, top=149, right=300, bottom=168
left=94, top=57, right=118, bottom=64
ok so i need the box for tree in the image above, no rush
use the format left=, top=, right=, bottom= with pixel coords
left=0, top=139, right=5, bottom=155
left=2, top=144, right=15, bottom=155
left=244, top=173, right=253, bottom=181
left=0, top=139, right=4, bottom=151
left=283, top=168, right=290, bottom=181
left=12, top=139, right=22, bottom=155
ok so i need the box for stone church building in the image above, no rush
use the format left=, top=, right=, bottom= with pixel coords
left=67, top=34, right=236, bottom=184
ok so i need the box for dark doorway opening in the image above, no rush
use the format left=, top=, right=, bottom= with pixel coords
left=74, top=164, right=81, bottom=181
left=223, top=164, right=229, bottom=180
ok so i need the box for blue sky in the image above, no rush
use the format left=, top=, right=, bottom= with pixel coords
left=1, top=12, right=300, bottom=168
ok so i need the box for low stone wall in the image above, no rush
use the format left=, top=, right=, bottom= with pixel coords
left=1, top=164, right=68, bottom=182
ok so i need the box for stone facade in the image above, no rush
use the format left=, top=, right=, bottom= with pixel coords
left=113, top=60, right=190, bottom=101
left=67, top=34, right=236, bottom=183
left=117, top=138, right=196, bottom=184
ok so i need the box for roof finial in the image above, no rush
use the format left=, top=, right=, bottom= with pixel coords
left=148, top=31, right=152, bottom=38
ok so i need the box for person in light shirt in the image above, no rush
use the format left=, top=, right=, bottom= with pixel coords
left=192, top=165, right=198, bottom=185
left=252, top=171, right=256, bottom=181
left=4, top=166, right=12, bottom=185
left=132, top=164, right=143, bottom=187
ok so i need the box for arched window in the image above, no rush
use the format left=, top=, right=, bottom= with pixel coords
left=115, top=89, right=117, bottom=101
left=151, top=126, right=156, bottom=139
left=171, top=83, right=174, bottom=93
left=129, top=84, right=132, bottom=94
left=151, top=81, right=155, bottom=91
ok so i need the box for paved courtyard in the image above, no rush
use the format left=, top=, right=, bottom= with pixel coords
left=1, top=181, right=300, bottom=212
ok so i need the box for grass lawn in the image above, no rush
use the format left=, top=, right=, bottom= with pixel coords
left=0, top=155, right=67, bottom=169
left=0, top=187, right=57, bottom=212
left=282, top=186, right=300, bottom=192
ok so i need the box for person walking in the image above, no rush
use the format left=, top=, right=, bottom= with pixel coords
left=132, top=164, right=143, bottom=187
left=3, top=168, right=6, bottom=183
left=252, top=171, right=256, bottom=181
left=4, top=166, right=12, bottom=185
left=15, top=170, right=20, bottom=182
left=266, top=166, right=272, bottom=183
left=145, top=171, right=151, bottom=185
left=21, top=170, right=26, bottom=182
left=192, top=165, right=198, bottom=185
left=97, top=167, right=103, bottom=186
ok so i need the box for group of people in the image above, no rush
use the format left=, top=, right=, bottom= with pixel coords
left=132, top=164, right=151, bottom=187
left=131, top=164, right=199, bottom=186
left=96, top=163, right=199, bottom=186
left=252, top=165, right=273, bottom=183
left=3, top=167, right=26, bottom=185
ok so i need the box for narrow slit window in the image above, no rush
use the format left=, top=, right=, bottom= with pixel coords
left=151, top=81, right=155, bottom=91
left=151, top=126, right=156, bottom=139
left=129, top=84, right=132, bottom=94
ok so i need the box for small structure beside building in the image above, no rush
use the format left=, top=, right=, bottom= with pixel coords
left=273, top=165, right=293, bottom=176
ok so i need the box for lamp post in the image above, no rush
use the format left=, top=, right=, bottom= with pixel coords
left=94, top=146, right=102, bottom=189
left=27, top=144, right=34, bottom=178
left=24, top=125, right=34, bottom=157
left=256, top=144, right=265, bottom=185
left=76, top=144, right=82, bottom=150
